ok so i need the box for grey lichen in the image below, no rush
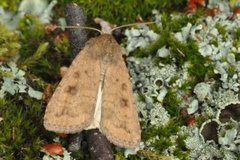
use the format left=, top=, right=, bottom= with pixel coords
left=0, top=61, right=42, bottom=99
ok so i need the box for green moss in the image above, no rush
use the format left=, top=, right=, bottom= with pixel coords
left=68, top=150, right=84, bottom=159
left=0, top=0, right=22, bottom=12
left=0, top=97, right=50, bottom=159
left=162, top=89, right=181, bottom=117
left=142, top=118, right=185, bottom=156
left=58, top=0, right=187, bottom=24
left=21, top=42, right=49, bottom=68
left=0, top=23, right=21, bottom=61
left=131, top=16, right=211, bottom=84
left=171, top=39, right=214, bottom=82
left=162, top=10, right=204, bottom=32
left=215, top=23, right=227, bottom=37
left=174, top=135, right=189, bottom=159
left=137, top=150, right=172, bottom=160
left=16, top=14, right=68, bottom=83
left=209, top=39, right=219, bottom=47
left=179, top=80, right=196, bottom=91
left=228, top=64, right=236, bottom=76
left=234, top=27, right=240, bottom=40
left=141, top=118, right=188, bottom=159
left=161, top=13, right=187, bottom=32
left=17, top=14, right=45, bottom=60
left=133, top=12, right=201, bottom=58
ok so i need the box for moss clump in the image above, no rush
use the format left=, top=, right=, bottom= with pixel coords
left=215, top=23, right=227, bottom=37
left=58, top=0, right=187, bottom=24
left=142, top=118, right=186, bottom=157
left=132, top=12, right=202, bottom=58
left=162, top=89, right=181, bottom=117
left=131, top=13, right=211, bottom=83
left=0, top=0, right=22, bottom=12
left=234, top=27, right=240, bottom=41
left=146, top=33, right=214, bottom=84
left=137, top=150, right=173, bottom=160
left=17, top=14, right=45, bottom=60
left=0, top=98, right=51, bottom=159
left=0, top=23, right=21, bottom=61
left=17, top=14, right=67, bottom=83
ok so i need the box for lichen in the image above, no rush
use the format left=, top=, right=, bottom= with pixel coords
left=125, top=2, right=240, bottom=159
left=2, top=0, right=240, bottom=159
left=0, top=61, right=43, bottom=99
left=0, top=0, right=57, bottom=29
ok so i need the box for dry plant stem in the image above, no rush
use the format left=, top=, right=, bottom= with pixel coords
left=64, top=3, right=114, bottom=158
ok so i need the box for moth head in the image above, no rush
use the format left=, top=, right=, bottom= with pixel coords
left=94, top=17, right=115, bottom=34
left=95, top=17, right=155, bottom=35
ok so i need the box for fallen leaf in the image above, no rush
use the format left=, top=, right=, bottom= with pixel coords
left=205, top=7, right=220, bottom=17
left=193, top=0, right=205, bottom=7
left=186, top=0, right=206, bottom=12
left=233, top=7, right=240, bottom=14
left=186, top=1, right=197, bottom=12
left=42, top=143, right=64, bottom=156
left=186, top=116, right=196, bottom=126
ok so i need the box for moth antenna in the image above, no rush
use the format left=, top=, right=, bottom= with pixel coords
left=56, top=25, right=102, bottom=34
left=111, top=21, right=155, bottom=32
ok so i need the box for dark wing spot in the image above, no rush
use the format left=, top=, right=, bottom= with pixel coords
left=116, top=78, right=119, bottom=82
left=73, top=71, right=80, bottom=78
left=55, top=106, right=66, bottom=117
left=119, top=121, right=131, bottom=134
left=120, top=98, right=129, bottom=107
left=119, top=122, right=127, bottom=130
left=121, top=83, right=127, bottom=91
left=66, top=108, right=78, bottom=117
left=65, top=85, right=78, bottom=95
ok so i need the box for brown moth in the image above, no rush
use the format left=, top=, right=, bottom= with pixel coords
left=44, top=19, right=146, bottom=148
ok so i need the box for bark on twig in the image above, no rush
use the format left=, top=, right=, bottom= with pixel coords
left=65, top=3, right=88, bottom=57
left=65, top=3, right=114, bottom=160
left=85, top=129, right=114, bottom=160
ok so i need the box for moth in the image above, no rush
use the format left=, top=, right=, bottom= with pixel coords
left=44, top=19, right=152, bottom=148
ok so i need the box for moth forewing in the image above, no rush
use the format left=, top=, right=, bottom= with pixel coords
left=43, top=34, right=141, bottom=148
left=100, top=35, right=141, bottom=148
left=43, top=37, right=102, bottom=133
